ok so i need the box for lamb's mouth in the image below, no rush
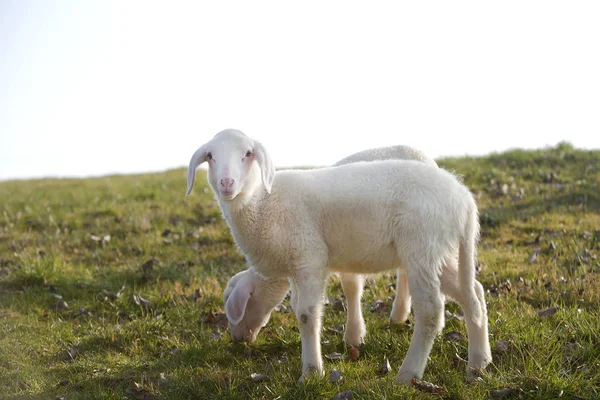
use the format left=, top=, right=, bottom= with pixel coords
left=220, top=191, right=237, bottom=201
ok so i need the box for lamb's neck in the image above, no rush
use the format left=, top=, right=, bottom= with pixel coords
left=219, top=189, right=267, bottom=250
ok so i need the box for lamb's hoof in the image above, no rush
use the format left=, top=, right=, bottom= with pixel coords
left=467, top=353, right=492, bottom=381
left=395, top=370, right=417, bottom=384
left=389, top=303, right=411, bottom=324
left=466, top=364, right=488, bottom=382
left=297, top=366, right=324, bottom=383
left=344, top=322, right=366, bottom=347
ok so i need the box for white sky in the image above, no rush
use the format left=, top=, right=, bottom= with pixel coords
left=1, top=1, right=599, bottom=180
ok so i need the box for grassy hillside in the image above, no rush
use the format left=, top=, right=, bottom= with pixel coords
left=1, top=143, right=599, bottom=399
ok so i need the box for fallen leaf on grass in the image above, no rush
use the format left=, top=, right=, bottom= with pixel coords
left=139, top=216, right=151, bottom=232
left=411, top=378, right=447, bottom=394
left=99, top=285, right=126, bottom=301
left=92, top=367, right=110, bottom=377
left=331, top=390, right=353, bottom=400
left=90, top=234, right=111, bottom=243
left=266, top=355, right=289, bottom=371
left=140, top=259, right=158, bottom=274
left=126, top=386, right=153, bottom=400
left=370, top=299, right=386, bottom=314
left=445, top=331, right=466, bottom=341
left=330, top=369, right=343, bottom=383
left=444, top=310, right=464, bottom=321
left=126, top=381, right=168, bottom=400
left=538, top=306, right=558, bottom=317
left=55, top=299, right=69, bottom=311
left=210, top=330, right=222, bottom=341
left=326, top=324, right=345, bottom=335
left=332, top=298, right=346, bottom=312
left=528, top=249, right=540, bottom=263
left=250, top=373, right=269, bottom=382
left=117, top=311, right=130, bottom=325
left=490, top=387, right=524, bottom=399
left=204, top=311, right=228, bottom=328
left=152, top=373, right=168, bottom=388
left=495, top=340, right=510, bottom=354
left=381, top=357, right=391, bottom=374
left=169, top=216, right=182, bottom=225
left=133, top=294, right=152, bottom=308
left=71, top=307, right=90, bottom=319
left=192, top=288, right=202, bottom=302
left=67, top=345, right=78, bottom=361
left=325, top=352, right=348, bottom=361
left=563, top=339, right=584, bottom=364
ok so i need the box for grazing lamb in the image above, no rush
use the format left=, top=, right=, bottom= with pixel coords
left=187, top=129, right=492, bottom=382
left=223, top=144, right=440, bottom=347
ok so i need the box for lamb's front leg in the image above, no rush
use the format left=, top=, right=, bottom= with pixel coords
left=292, top=273, right=327, bottom=381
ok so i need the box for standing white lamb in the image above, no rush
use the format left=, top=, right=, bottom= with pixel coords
left=187, top=129, right=492, bottom=382
left=223, top=144, right=440, bottom=347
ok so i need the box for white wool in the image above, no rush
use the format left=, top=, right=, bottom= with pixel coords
left=187, top=129, right=491, bottom=382
left=224, top=144, right=437, bottom=348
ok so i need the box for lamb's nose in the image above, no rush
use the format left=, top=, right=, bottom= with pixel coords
left=221, top=178, right=234, bottom=188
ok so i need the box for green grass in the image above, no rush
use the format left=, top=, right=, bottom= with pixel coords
left=1, top=142, right=599, bottom=399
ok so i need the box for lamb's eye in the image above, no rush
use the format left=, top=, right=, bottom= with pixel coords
left=246, top=150, right=252, bottom=157
left=206, top=152, right=213, bottom=160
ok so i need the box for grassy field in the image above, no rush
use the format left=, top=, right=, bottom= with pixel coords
left=1, top=143, right=599, bottom=399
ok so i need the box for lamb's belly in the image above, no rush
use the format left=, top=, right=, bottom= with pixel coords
left=329, top=244, right=401, bottom=274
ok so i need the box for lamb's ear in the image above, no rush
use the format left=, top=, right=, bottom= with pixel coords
left=186, top=143, right=209, bottom=195
left=253, top=140, right=275, bottom=194
left=223, top=270, right=247, bottom=304
left=225, top=279, right=254, bottom=325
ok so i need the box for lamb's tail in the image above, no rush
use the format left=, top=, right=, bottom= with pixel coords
left=458, top=201, right=484, bottom=326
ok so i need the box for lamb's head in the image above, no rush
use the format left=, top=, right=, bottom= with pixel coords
left=186, top=129, right=275, bottom=201
left=223, top=269, right=289, bottom=343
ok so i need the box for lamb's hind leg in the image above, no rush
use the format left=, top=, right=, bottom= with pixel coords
left=340, top=273, right=367, bottom=346
left=390, top=269, right=412, bottom=323
left=440, top=258, right=492, bottom=377
left=397, top=261, right=445, bottom=382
